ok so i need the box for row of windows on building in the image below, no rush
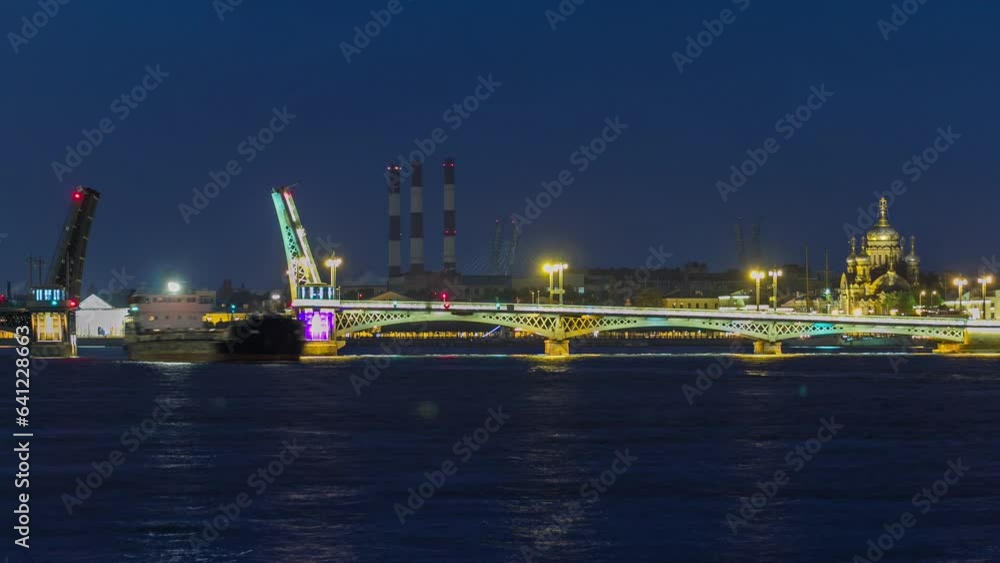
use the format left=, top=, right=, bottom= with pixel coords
left=665, top=301, right=720, bottom=309
left=137, top=296, right=214, bottom=304
left=33, top=288, right=66, bottom=301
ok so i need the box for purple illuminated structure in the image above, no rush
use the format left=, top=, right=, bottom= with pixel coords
left=298, top=310, right=332, bottom=341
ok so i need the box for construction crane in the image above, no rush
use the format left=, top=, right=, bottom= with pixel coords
left=271, top=186, right=322, bottom=300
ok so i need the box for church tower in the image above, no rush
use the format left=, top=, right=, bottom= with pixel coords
left=855, top=237, right=872, bottom=284
left=846, top=236, right=857, bottom=274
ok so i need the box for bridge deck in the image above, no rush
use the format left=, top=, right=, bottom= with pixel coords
left=295, top=299, right=978, bottom=330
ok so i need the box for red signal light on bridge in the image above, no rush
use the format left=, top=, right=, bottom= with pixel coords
left=68, top=299, right=78, bottom=309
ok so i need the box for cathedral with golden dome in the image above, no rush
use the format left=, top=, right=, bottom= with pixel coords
left=840, top=197, right=921, bottom=314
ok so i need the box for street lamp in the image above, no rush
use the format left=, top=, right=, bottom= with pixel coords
left=325, top=257, right=343, bottom=299
left=768, top=269, right=783, bottom=311
left=558, top=263, right=567, bottom=305
left=166, top=281, right=181, bottom=294
left=750, top=270, right=765, bottom=312
left=543, top=263, right=569, bottom=305
left=544, top=265, right=555, bottom=304
left=953, top=277, right=968, bottom=313
left=978, top=275, right=993, bottom=319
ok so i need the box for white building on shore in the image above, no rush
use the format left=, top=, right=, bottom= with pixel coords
left=74, top=295, right=129, bottom=337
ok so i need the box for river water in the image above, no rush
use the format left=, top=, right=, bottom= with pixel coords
left=3, top=348, right=998, bottom=562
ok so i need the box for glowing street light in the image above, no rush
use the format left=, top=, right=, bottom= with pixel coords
left=543, top=262, right=569, bottom=305
left=325, top=257, right=343, bottom=298
left=954, top=277, right=968, bottom=313
left=750, top=270, right=765, bottom=312
left=919, top=290, right=938, bottom=309
left=768, top=269, right=783, bottom=311
left=166, top=281, right=181, bottom=294
left=978, top=275, right=993, bottom=319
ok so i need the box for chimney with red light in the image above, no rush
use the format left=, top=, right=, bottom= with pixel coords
left=443, top=158, right=456, bottom=273
left=409, top=161, right=424, bottom=274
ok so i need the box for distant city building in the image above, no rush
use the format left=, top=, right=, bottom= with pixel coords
left=662, top=293, right=751, bottom=310
left=203, top=312, right=250, bottom=325
left=840, top=198, right=921, bottom=314
left=662, top=296, right=720, bottom=310
left=944, top=290, right=999, bottom=320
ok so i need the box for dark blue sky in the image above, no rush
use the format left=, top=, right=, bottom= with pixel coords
left=1, top=0, right=996, bottom=291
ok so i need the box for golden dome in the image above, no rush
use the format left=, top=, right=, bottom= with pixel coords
left=846, top=237, right=857, bottom=265
left=866, top=198, right=900, bottom=244
left=855, top=244, right=871, bottom=265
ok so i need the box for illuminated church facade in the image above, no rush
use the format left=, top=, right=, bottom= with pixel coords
left=840, top=198, right=921, bottom=314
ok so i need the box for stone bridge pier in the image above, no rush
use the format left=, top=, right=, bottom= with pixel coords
left=753, top=341, right=783, bottom=355
left=543, top=317, right=570, bottom=356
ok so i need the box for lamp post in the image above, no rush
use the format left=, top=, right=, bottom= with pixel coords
left=978, top=275, right=993, bottom=319
left=543, top=263, right=569, bottom=305
left=750, top=270, right=765, bottom=312
left=544, top=265, right=555, bottom=304
left=919, top=290, right=926, bottom=308
left=954, top=277, right=968, bottom=313
left=325, top=257, right=342, bottom=299
left=768, top=269, right=783, bottom=311
left=558, top=263, right=567, bottom=305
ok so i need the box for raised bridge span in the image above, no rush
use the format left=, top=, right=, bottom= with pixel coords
left=292, top=298, right=991, bottom=355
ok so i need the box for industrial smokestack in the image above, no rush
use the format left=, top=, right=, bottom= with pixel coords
left=751, top=221, right=762, bottom=263
left=734, top=221, right=745, bottom=268
left=443, top=158, right=457, bottom=273
left=387, top=162, right=402, bottom=280
left=409, top=161, right=424, bottom=274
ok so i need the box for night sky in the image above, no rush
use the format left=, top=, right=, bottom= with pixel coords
left=1, top=0, right=997, bottom=292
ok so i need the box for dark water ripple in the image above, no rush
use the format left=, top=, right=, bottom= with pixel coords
left=2, top=350, right=999, bottom=562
